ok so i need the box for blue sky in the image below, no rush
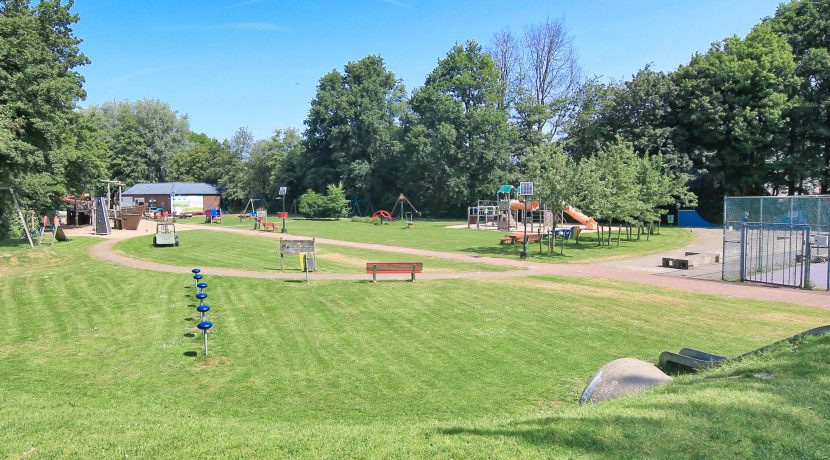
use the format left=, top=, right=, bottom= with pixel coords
left=73, top=0, right=783, bottom=142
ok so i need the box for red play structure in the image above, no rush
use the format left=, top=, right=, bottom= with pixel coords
left=372, top=210, right=393, bottom=221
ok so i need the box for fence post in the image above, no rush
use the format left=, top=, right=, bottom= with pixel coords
left=739, top=223, right=747, bottom=282
left=804, top=227, right=812, bottom=289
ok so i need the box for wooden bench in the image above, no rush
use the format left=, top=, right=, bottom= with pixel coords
left=366, top=262, right=423, bottom=282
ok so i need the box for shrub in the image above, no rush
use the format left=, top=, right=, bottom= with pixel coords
left=298, top=184, right=348, bottom=219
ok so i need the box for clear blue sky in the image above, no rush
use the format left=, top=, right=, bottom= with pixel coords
left=73, top=0, right=783, bottom=142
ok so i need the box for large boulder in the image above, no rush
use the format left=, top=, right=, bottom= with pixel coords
left=579, top=358, right=672, bottom=404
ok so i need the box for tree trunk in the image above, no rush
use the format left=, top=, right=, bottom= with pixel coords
left=607, top=221, right=613, bottom=246
left=549, top=222, right=556, bottom=252
left=616, top=225, right=621, bottom=247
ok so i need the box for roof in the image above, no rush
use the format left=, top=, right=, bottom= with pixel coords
left=123, top=182, right=220, bottom=196
left=497, top=185, right=515, bottom=194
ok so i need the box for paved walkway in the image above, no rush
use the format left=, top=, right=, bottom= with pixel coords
left=84, top=223, right=830, bottom=310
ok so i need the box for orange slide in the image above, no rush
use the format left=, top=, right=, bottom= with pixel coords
left=563, top=205, right=597, bottom=230
left=509, top=199, right=540, bottom=211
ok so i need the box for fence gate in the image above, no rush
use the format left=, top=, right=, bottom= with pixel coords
left=737, top=222, right=811, bottom=288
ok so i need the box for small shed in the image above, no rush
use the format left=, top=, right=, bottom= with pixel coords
left=122, top=182, right=220, bottom=213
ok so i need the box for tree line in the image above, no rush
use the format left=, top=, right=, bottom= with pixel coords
left=2, top=0, right=828, bottom=237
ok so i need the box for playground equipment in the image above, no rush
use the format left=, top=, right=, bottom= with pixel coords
left=580, top=358, right=672, bottom=404
left=0, top=186, right=34, bottom=248
left=37, top=215, right=57, bottom=245
left=197, top=305, right=210, bottom=322
left=659, top=324, right=830, bottom=372
left=91, top=179, right=127, bottom=234
left=563, top=205, right=597, bottom=230
left=371, top=210, right=393, bottom=222
left=241, top=198, right=267, bottom=216
left=205, top=208, right=222, bottom=224
left=93, top=197, right=112, bottom=235
left=255, top=216, right=279, bottom=231
left=509, top=199, right=539, bottom=211
left=187, top=267, right=215, bottom=356
left=153, top=223, right=179, bottom=247
left=390, top=194, right=421, bottom=221
left=468, top=184, right=554, bottom=233
left=197, top=321, right=213, bottom=356
left=347, top=199, right=375, bottom=217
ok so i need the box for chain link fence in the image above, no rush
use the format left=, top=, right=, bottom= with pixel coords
left=723, top=196, right=830, bottom=289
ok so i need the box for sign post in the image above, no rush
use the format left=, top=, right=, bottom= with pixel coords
left=519, top=182, right=533, bottom=259
left=280, top=238, right=316, bottom=271
left=279, top=186, right=288, bottom=233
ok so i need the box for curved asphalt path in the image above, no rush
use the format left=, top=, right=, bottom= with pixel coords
left=89, top=223, right=830, bottom=310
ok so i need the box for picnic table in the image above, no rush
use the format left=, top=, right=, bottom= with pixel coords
left=499, top=233, right=545, bottom=245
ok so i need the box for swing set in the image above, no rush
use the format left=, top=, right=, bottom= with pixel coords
left=372, top=194, right=421, bottom=225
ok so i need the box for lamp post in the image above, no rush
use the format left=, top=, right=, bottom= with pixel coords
left=279, top=186, right=287, bottom=233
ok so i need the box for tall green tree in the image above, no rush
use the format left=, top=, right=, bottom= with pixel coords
left=766, top=0, right=830, bottom=193
left=524, top=142, right=573, bottom=252
left=87, top=99, right=191, bottom=184
left=0, top=0, right=91, bottom=234
left=401, top=40, right=513, bottom=215
left=246, top=128, right=305, bottom=206
left=303, top=55, right=405, bottom=202
left=672, top=25, right=799, bottom=200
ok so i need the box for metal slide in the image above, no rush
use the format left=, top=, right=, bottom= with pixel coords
left=659, top=325, right=830, bottom=372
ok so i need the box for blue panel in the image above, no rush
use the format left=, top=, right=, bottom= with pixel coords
left=678, top=209, right=719, bottom=228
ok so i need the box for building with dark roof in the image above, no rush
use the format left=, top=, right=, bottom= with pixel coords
left=122, top=182, right=221, bottom=213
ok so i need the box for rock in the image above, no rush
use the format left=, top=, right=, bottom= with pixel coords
left=579, top=358, right=672, bottom=404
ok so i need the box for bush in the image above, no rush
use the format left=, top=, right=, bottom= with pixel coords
left=298, top=184, right=348, bottom=219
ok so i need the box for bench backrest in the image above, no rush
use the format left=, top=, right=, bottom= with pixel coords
left=366, top=262, right=423, bottom=272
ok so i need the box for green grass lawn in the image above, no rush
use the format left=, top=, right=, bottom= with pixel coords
left=1, top=237, right=828, bottom=457
left=113, top=230, right=509, bottom=273
left=234, top=217, right=696, bottom=263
